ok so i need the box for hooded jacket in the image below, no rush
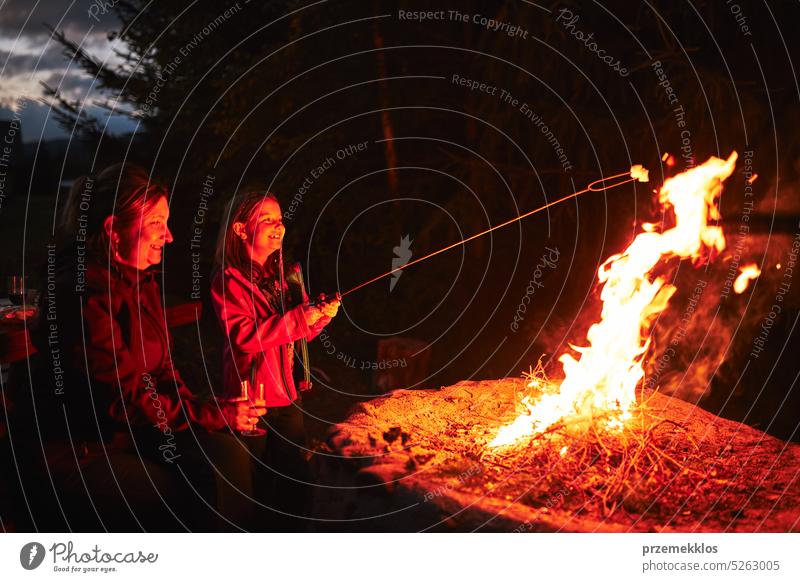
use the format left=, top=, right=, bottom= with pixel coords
left=211, top=264, right=323, bottom=407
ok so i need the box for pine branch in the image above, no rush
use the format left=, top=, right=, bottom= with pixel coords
left=39, top=81, right=104, bottom=139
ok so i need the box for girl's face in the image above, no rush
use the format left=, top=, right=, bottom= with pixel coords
left=115, top=196, right=174, bottom=270
left=236, top=198, right=285, bottom=265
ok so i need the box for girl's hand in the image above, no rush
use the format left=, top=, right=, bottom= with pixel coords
left=303, top=304, right=325, bottom=327
left=312, top=293, right=340, bottom=318
left=319, top=297, right=340, bottom=319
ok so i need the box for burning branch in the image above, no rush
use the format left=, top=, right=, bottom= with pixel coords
left=482, top=395, right=766, bottom=519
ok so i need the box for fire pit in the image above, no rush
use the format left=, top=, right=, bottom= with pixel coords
left=313, top=153, right=800, bottom=532
left=317, top=377, right=800, bottom=532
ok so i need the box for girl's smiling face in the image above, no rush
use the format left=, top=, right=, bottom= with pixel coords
left=235, top=197, right=285, bottom=265
left=114, top=196, right=174, bottom=270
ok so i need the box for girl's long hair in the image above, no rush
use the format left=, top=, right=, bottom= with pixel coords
left=61, top=163, right=168, bottom=264
left=215, top=189, right=291, bottom=306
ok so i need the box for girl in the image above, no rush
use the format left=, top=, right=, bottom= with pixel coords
left=212, top=190, right=338, bottom=530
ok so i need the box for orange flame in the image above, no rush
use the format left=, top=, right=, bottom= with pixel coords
left=490, top=153, right=738, bottom=447
left=733, top=263, right=761, bottom=293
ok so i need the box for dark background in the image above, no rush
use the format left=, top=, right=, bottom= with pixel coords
left=1, top=0, right=799, bottom=445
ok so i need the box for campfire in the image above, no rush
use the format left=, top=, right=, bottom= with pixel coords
left=490, top=153, right=737, bottom=447
left=319, top=153, right=800, bottom=531
left=468, top=153, right=773, bottom=522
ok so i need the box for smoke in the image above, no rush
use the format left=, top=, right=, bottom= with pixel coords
left=645, top=224, right=795, bottom=403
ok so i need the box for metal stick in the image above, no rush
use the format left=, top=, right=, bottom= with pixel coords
left=339, top=171, right=638, bottom=299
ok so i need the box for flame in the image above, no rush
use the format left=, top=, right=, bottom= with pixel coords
left=733, top=263, right=761, bottom=293
left=490, top=153, right=738, bottom=447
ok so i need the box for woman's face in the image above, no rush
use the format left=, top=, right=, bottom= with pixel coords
left=116, top=196, right=173, bottom=270
left=237, top=198, right=285, bottom=265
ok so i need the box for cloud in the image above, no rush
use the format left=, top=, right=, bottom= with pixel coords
left=42, top=69, right=95, bottom=95
left=0, top=46, right=65, bottom=75
left=0, top=0, right=119, bottom=40
left=0, top=0, right=130, bottom=137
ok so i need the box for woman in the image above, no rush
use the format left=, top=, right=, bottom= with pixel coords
left=13, top=163, right=265, bottom=531
left=211, top=190, right=338, bottom=531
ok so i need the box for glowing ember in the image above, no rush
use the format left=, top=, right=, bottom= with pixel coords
left=490, top=153, right=738, bottom=447
left=733, top=263, right=761, bottom=293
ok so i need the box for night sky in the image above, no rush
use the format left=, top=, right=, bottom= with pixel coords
left=0, top=0, right=135, bottom=140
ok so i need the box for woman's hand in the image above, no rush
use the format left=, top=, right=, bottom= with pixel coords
left=224, top=399, right=267, bottom=432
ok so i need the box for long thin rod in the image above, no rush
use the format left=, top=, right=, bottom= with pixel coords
left=340, top=171, right=637, bottom=299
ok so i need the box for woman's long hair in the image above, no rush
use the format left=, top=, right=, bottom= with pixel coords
left=61, top=163, right=168, bottom=264
left=215, top=189, right=291, bottom=308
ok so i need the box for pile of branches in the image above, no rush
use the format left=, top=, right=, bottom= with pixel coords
left=321, top=362, right=796, bottom=530
left=457, top=366, right=777, bottom=525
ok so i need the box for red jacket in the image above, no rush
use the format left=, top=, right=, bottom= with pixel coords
left=211, top=265, right=323, bottom=407
left=17, top=254, right=227, bottom=444
left=80, top=262, right=228, bottom=433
